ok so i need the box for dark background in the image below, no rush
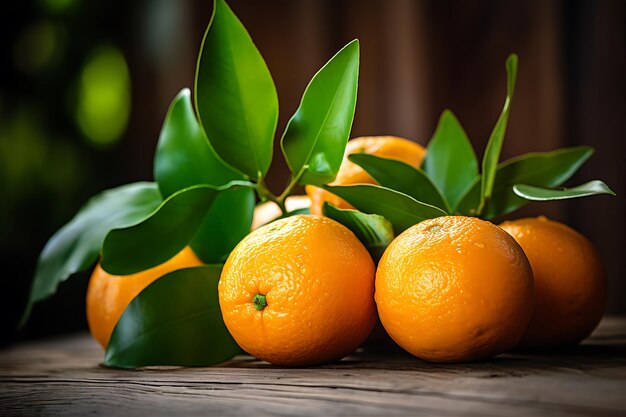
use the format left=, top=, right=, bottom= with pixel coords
left=0, top=0, right=624, bottom=345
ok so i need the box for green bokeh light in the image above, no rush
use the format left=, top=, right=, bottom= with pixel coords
left=0, top=107, right=81, bottom=210
left=76, top=46, right=131, bottom=147
left=13, top=21, right=60, bottom=73
left=39, top=0, right=77, bottom=14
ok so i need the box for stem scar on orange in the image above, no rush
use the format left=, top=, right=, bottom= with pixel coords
left=86, top=246, right=203, bottom=349
left=375, top=216, right=534, bottom=362
left=306, top=136, right=426, bottom=215
left=218, top=214, right=377, bottom=366
left=500, top=216, right=607, bottom=348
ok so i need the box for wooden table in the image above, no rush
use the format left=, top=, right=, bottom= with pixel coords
left=1, top=317, right=625, bottom=417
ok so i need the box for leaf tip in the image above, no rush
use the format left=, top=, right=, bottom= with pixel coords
left=341, top=39, right=360, bottom=57
left=347, top=152, right=365, bottom=163
left=172, top=89, right=192, bottom=111
left=582, top=146, right=595, bottom=157
left=17, top=303, right=33, bottom=330
left=602, top=182, right=617, bottom=196
left=440, top=109, right=458, bottom=123
left=505, top=53, right=519, bottom=95
left=506, top=53, right=519, bottom=67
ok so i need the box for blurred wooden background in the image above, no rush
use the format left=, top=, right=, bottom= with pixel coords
left=1, top=0, right=624, bottom=342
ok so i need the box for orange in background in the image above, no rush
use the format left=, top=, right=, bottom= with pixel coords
left=86, top=246, right=203, bottom=349
left=306, top=136, right=426, bottom=215
left=500, top=216, right=607, bottom=348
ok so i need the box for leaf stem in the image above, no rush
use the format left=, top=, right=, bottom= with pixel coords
left=256, top=178, right=288, bottom=215
left=277, top=168, right=304, bottom=202
left=256, top=166, right=306, bottom=216
left=274, top=166, right=308, bottom=212
left=274, top=198, right=288, bottom=215
left=476, top=196, right=487, bottom=217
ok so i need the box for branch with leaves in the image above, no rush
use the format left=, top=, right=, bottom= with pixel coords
left=324, top=55, right=614, bottom=233
left=22, top=0, right=360, bottom=368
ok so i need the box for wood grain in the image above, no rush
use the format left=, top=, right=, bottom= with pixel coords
left=1, top=317, right=625, bottom=417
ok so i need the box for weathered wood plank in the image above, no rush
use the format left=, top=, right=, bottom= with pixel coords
left=0, top=317, right=624, bottom=416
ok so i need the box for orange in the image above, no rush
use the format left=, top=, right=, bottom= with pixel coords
left=375, top=216, right=534, bottom=362
left=499, top=216, right=607, bottom=348
left=86, top=246, right=203, bottom=349
left=251, top=195, right=311, bottom=230
left=218, top=214, right=376, bottom=366
left=306, top=136, right=426, bottom=215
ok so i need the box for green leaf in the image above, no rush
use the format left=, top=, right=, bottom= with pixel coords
left=422, top=110, right=478, bottom=209
left=323, top=203, right=394, bottom=263
left=281, top=40, right=360, bottom=186
left=348, top=153, right=450, bottom=212
left=104, top=265, right=240, bottom=368
left=191, top=188, right=254, bottom=263
left=100, top=185, right=221, bottom=275
left=154, top=88, right=254, bottom=263
left=195, top=0, right=278, bottom=180
left=513, top=180, right=615, bottom=201
left=323, top=184, right=446, bottom=234
left=284, top=207, right=311, bottom=216
left=21, top=183, right=162, bottom=326
left=479, top=54, right=518, bottom=215
left=154, top=88, right=246, bottom=196
left=456, top=146, right=594, bottom=218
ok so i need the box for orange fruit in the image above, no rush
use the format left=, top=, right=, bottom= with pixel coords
left=86, top=246, right=203, bottom=349
left=251, top=195, right=311, bottom=230
left=499, top=216, right=607, bottom=348
left=306, top=136, right=426, bottom=215
left=375, top=216, right=534, bottom=362
left=218, top=214, right=376, bottom=366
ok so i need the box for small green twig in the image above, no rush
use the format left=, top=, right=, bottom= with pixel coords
left=274, top=197, right=287, bottom=215
left=255, top=166, right=307, bottom=216
left=256, top=177, right=288, bottom=215
left=276, top=164, right=307, bottom=204
left=277, top=174, right=299, bottom=202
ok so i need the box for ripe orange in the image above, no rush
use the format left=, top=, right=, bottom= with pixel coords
left=251, top=195, right=311, bottom=230
left=376, top=216, right=534, bottom=362
left=306, top=136, right=426, bottom=215
left=499, top=216, right=607, bottom=348
left=218, top=215, right=376, bottom=366
left=86, top=246, right=203, bottom=349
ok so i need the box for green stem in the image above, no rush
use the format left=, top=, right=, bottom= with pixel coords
left=274, top=197, right=287, bottom=215
left=255, top=167, right=306, bottom=216
left=256, top=177, right=288, bottom=215
left=252, top=294, right=267, bottom=311
left=476, top=195, right=489, bottom=218
left=277, top=166, right=306, bottom=203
